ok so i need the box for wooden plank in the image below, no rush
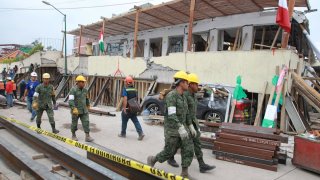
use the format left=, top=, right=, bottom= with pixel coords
left=216, top=138, right=277, bottom=151
left=214, top=141, right=275, bottom=160
left=254, top=81, right=268, bottom=126
left=228, top=100, right=236, bottom=123
left=93, top=78, right=110, bottom=107
left=78, top=25, right=83, bottom=56
left=260, top=27, right=266, bottom=49
left=270, top=27, right=281, bottom=49
left=218, top=132, right=280, bottom=147
left=215, top=153, right=277, bottom=171
left=187, top=0, right=196, bottom=51
left=233, top=28, right=240, bottom=51
left=133, top=9, right=140, bottom=58
left=221, top=122, right=276, bottom=134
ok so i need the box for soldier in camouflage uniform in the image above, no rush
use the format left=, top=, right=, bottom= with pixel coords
left=168, top=73, right=216, bottom=173
left=147, top=71, right=195, bottom=179
left=68, top=75, right=93, bottom=142
left=32, top=73, right=59, bottom=133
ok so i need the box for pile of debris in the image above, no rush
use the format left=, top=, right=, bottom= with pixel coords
left=213, top=123, right=288, bottom=171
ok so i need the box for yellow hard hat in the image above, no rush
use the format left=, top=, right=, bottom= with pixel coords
left=173, top=71, right=188, bottom=81
left=188, top=73, right=199, bottom=84
left=43, top=73, right=50, bottom=79
left=76, top=75, right=86, bottom=82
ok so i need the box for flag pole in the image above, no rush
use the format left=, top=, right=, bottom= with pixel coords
left=281, top=0, right=296, bottom=48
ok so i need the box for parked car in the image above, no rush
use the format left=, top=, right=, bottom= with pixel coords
left=142, top=85, right=256, bottom=124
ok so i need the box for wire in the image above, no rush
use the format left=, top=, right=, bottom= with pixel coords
left=0, top=0, right=150, bottom=11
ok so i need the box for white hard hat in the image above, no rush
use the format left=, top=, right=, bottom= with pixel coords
left=31, top=72, right=37, bottom=77
left=7, top=77, right=12, bottom=80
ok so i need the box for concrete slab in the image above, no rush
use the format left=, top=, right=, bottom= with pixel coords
left=1, top=105, right=319, bottom=180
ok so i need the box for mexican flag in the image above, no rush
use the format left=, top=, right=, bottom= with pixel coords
left=276, top=0, right=291, bottom=33
left=99, top=29, right=104, bottom=53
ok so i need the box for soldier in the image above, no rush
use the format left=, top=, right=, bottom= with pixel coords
left=147, top=71, right=195, bottom=179
left=68, top=75, right=94, bottom=142
left=168, top=73, right=216, bottom=172
left=32, top=73, right=59, bottom=134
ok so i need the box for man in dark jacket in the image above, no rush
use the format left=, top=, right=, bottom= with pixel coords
left=118, top=76, right=145, bottom=140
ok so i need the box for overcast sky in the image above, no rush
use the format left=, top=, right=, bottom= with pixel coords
left=0, top=0, right=319, bottom=55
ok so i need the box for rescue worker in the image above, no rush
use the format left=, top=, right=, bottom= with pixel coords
left=0, top=79, right=5, bottom=96
left=12, top=80, right=17, bottom=99
left=118, top=76, right=145, bottom=140
left=5, top=77, right=13, bottom=108
left=32, top=73, right=59, bottom=134
left=68, top=75, right=94, bottom=142
left=23, top=72, right=40, bottom=121
left=167, top=73, right=216, bottom=172
left=147, top=71, right=194, bottom=178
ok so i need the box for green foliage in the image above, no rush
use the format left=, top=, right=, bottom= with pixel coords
left=28, top=44, right=44, bottom=56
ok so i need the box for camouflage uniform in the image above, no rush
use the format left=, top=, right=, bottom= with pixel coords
left=68, top=87, right=90, bottom=133
left=185, top=90, right=203, bottom=159
left=33, top=84, right=56, bottom=126
left=155, top=89, right=194, bottom=168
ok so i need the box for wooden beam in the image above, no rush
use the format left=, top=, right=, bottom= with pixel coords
left=187, top=0, right=196, bottom=51
left=250, top=0, right=263, bottom=10
left=270, top=27, right=281, bottom=49
left=133, top=10, right=140, bottom=58
left=93, top=78, right=111, bottom=107
left=165, top=5, right=190, bottom=19
left=122, top=16, right=157, bottom=29
left=78, top=25, right=83, bottom=56
left=201, top=0, right=226, bottom=16
left=281, top=0, right=296, bottom=48
left=142, top=11, right=175, bottom=25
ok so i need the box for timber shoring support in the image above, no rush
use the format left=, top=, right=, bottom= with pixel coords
left=55, top=75, right=71, bottom=100
left=93, top=78, right=111, bottom=107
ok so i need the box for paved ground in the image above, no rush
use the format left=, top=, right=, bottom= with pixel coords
left=1, top=105, right=319, bottom=180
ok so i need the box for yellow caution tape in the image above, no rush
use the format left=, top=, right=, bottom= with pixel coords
left=0, top=116, right=187, bottom=180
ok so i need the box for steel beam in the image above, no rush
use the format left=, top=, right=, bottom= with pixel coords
left=0, top=117, right=126, bottom=180
left=0, top=139, right=59, bottom=180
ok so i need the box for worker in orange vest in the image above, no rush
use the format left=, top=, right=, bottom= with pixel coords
left=0, top=79, right=5, bottom=96
left=12, top=80, right=17, bottom=99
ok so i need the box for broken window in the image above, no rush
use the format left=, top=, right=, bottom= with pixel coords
left=192, top=33, right=208, bottom=52
left=106, top=42, right=124, bottom=56
left=92, top=44, right=99, bottom=56
left=167, top=36, right=184, bottom=55
left=252, top=25, right=282, bottom=50
left=150, top=38, right=162, bottom=57
left=219, top=28, right=243, bottom=51
left=135, top=40, right=145, bottom=57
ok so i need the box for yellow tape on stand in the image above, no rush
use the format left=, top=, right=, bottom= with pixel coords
left=0, top=116, right=187, bottom=180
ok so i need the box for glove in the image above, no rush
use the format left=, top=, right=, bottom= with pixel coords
left=178, top=125, right=189, bottom=140
left=72, top=108, right=79, bottom=116
left=189, top=124, right=197, bottom=137
left=32, top=102, right=38, bottom=110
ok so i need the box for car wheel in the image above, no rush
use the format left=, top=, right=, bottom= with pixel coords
left=147, top=103, right=161, bottom=115
left=205, top=110, right=224, bottom=123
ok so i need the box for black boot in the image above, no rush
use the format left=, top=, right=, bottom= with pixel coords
left=167, top=156, right=179, bottom=168
left=198, top=157, right=216, bottom=173
left=51, top=123, right=59, bottom=134
left=181, top=167, right=196, bottom=180
left=37, top=123, right=41, bottom=129
left=147, top=156, right=157, bottom=167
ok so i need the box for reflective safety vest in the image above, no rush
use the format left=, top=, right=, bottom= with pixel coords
left=13, top=83, right=16, bottom=91
left=0, top=82, right=4, bottom=90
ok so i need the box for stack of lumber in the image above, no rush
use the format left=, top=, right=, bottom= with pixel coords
left=199, top=122, right=220, bottom=150
left=214, top=123, right=288, bottom=171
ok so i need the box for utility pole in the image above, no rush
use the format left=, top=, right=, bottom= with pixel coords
left=42, top=1, right=68, bottom=75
